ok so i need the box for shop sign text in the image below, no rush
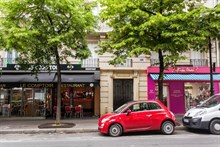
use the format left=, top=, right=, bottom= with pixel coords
left=173, top=67, right=198, bottom=73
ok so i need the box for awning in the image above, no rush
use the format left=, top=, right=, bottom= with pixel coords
left=59, top=74, right=96, bottom=83
left=149, top=74, right=220, bottom=81
left=0, top=73, right=56, bottom=83
left=0, top=73, right=98, bottom=83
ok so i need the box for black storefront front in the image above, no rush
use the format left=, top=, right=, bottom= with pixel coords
left=0, top=64, right=100, bottom=118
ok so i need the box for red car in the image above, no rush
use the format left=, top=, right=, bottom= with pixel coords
left=98, top=100, right=176, bottom=137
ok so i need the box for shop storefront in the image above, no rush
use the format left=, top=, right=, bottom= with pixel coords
left=0, top=64, right=100, bottom=118
left=147, top=66, right=220, bottom=114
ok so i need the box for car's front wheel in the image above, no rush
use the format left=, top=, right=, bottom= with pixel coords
left=109, top=123, right=122, bottom=137
left=161, top=121, right=174, bottom=135
left=209, top=119, right=220, bottom=135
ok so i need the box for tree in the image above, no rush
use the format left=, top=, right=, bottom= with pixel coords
left=190, top=4, right=220, bottom=96
left=97, top=0, right=212, bottom=102
left=0, top=0, right=96, bottom=125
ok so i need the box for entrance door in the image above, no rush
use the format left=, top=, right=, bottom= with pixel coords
left=0, top=88, right=10, bottom=117
left=24, top=88, right=46, bottom=117
left=11, top=88, right=23, bottom=117
left=113, top=79, right=133, bottom=110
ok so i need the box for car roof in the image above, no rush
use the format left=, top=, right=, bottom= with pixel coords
left=131, top=100, right=160, bottom=103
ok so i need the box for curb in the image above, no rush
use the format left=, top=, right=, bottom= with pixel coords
left=0, top=126, right=186, bottom=134
left=0, top=129, right=98, bottom=134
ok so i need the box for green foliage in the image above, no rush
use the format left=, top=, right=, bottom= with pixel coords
left=98, top=0, right=209, bottom=66
left=185, top=5, right=220, bottom=52
left=98, top=0, right=220, bottom=101
left=0, top=0, right=97, bottom=72
left=0, top=0, right=97, bottom=124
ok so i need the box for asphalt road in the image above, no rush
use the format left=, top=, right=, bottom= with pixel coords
left=0, top=129, right=219, bottom=147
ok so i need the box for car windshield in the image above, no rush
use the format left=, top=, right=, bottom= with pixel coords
left=198, top=94, right=220, bottom=108
left=113, top=102, right=130, bottom=113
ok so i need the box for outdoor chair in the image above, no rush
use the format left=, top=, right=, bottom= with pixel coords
left=75, top=105, right=83, bottom=118
left=64, top=106, right=72, bottom=118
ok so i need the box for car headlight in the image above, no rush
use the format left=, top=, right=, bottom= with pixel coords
left=101, top=118, right=110, bottom=123
left=194, top=110, right=207, bottom=117
left=100, top=123, right=105, bottom=127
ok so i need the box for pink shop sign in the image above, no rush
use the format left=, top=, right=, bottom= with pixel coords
left=148, top=67, right=220, bottom=74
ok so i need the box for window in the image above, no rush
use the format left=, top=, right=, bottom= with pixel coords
left=147, top=102, right=161, bottom=110
left=190, top=50, right=205, bottom=59
left=130, top=103, right=140, bottom=112
left=129, top=102, right=149, bottom=112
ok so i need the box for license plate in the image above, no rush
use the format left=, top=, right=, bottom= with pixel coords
left=184, top=118, right=189, bottom=123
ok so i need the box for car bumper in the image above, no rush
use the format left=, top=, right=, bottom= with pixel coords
left=98, top=124, right=108, bottom=134
left=182, top=117, right=209, bottom=130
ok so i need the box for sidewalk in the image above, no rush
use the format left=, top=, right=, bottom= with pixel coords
left=0, top=116, right=185, bottom=134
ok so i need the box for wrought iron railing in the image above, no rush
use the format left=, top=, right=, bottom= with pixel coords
left=81, top=58, right=99, bottom=68
left=150, top=59, right=159, bottom=66
left=0, top=58, right=16, bottom=67
left=114, top=59, right=132, bottom=67
left=0, top=58, right=100, bottom=68
left=150, top=59, right=208, bottom=67
left=190, top=59, right=208, bottom=66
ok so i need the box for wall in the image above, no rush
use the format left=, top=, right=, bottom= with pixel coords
left=99, top=69, right=147, bottom=115
left=94, top=86, right=100, bottom=116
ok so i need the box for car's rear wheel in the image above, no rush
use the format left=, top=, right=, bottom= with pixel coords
left=161, top=121, right=174, bottom=135
left=109, top=123, right=122, bottom=137
left=209, top=119, right=220, bottom=135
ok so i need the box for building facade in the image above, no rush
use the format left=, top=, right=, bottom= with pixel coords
left=147, top=66, right=220, bottom=114
left=1, top=0, right=220, bottom=118
left=0, top=62, right=100, bottom=118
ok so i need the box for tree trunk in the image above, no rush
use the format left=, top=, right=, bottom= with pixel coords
left=158, top=49, right=164, bottom=102
left=55, top=46, right=62, bottom=125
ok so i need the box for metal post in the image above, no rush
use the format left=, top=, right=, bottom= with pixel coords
left=209, top=37, right=214, bottom=96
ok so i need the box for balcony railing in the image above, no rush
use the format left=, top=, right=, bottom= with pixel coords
left=150, top=59, right=208, bottom=67
left=114, top=59, right=132, bottom=67
left=150, top=59, right=159, bottom=66
left=0, top=58, right=100, bottom=68
left=190, top=59, right=208, bottom=66
left=81, top=58, right=99, bottom=68
left=0, top=58, right=16, bottom=67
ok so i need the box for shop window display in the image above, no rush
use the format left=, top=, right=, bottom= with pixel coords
left=60, top=87, right=94, bottom=116
left=0, top=89, right=10, bottom=117
left=73, top=88, right=94, bottom=110
left=11, top=88, right=23, bottom=116
left=185, top=83, right=210, bottom=110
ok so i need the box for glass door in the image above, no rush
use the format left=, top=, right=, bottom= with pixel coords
left=34, top=88, right=46, bottom=117
left=11, top=88, right=23, bottom=117
left=0, top=88, right=10, bottom=117
left=24, top=88, right=34, bottom=117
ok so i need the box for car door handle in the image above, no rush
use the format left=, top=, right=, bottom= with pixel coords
left=146, top=114, right=152, bottom=117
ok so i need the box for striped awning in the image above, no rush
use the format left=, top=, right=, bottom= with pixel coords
left=149, top=74, right=220, bottom=81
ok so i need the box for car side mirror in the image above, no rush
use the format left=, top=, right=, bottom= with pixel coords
left=127, top=109, right=131, bottom=116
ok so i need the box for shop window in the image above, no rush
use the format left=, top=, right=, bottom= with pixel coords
left=60, top=87, right=94, bottom=113
left=185, top=83, right=210, bottom=110
left=154, top=83, right=169, bottom=107
left=0, top=88, right=10, bottom=117
left=73, top=87, right=94, bottom=110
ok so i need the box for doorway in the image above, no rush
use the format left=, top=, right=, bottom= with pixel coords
left=113, top=79, right=133, bottom=110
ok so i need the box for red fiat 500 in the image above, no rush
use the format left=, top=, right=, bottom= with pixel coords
left=98, top=100, right=176, bottom=137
